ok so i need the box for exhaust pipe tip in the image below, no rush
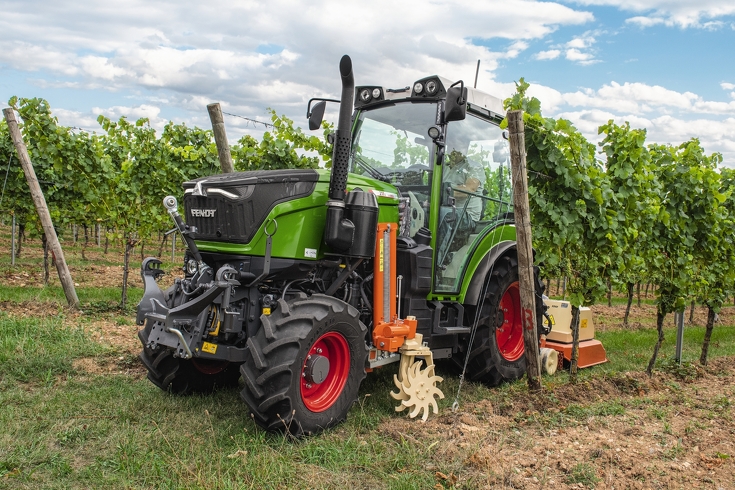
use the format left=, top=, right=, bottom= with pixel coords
left=339, top=55, right=353, bottom=81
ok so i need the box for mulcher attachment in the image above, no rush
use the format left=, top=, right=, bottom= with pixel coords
left=390, top=334, right=445, bottom=421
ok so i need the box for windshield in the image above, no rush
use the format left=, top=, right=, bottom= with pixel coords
left=350, top=102, right=436, bottom=184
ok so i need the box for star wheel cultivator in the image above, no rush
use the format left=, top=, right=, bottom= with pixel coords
left=136, top=55, right=553, bottom=437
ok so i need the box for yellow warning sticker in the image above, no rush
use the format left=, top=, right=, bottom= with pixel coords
left=202, top=342, right=217, bottom=354
left=262, top=307, right=271, bottom=315
left=379, top=239, right=384, bottom=272
left=548, top=315, right=556, bottom=325
left=581, top=319, right=588, bottom=328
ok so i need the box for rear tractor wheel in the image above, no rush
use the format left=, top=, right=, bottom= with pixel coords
left=454, top=254, right=545, bottom=386
left=240, top=293, right=368, bottom=437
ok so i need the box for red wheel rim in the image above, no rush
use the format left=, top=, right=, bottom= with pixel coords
left=300, top=332, right=350, bottom=413
left=191, top=358, right=229, bottom=375
left=495, top=281, right=524, bottom=362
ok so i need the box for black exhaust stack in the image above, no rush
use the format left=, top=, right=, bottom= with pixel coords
left=324, top=55, right=356, bottom=252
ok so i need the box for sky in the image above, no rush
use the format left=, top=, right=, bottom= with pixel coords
left=1, top=0, right=734, bottom=167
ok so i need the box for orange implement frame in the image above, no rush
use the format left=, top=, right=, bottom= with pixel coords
left=372, top=223, right=417, bottom=352
left=543, top=338, right=608, bottom=369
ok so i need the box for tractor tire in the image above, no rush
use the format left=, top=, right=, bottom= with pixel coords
left=454, top=254, right=545, bottom=386
left=138, top=322, right=241, bottom=395
left=240, top=293, right=368, bottom=437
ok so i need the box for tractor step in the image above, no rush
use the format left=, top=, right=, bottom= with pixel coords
left=433, top=326, right=471, bottom=335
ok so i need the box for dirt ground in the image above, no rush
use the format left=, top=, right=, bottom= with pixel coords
left=397, top=357, right=735, bottom=489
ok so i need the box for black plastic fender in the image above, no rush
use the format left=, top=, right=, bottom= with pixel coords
left=463, top=241, right=517, bottom=306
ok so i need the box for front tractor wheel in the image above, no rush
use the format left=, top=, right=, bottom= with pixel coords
left=138, top=328, right=241, bottom=394
left=454, top=254, right=544, bottom=386
left=240, top=294, right=368, bottom=437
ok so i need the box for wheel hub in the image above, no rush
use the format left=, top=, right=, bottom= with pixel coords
left=300, top=332, right=350, bottom=413
left=304, top=355, right=330, bottom=384
left=496, top=281, right=524, bottom=362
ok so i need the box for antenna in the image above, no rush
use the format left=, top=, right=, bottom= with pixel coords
left=474, top=59, right=480, bottom=88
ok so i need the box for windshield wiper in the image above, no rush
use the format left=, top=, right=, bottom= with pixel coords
left=354, top=155, right=390, bottom=183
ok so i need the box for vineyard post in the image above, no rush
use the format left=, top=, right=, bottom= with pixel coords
left=508, top=110, right=542, bottom=392
left=3, top=107, right=79, bottom=309
left=11, top=214, right=15, bottom=266
left=207, top=103, right=234, bottom=173
left=675, top=310, right=684, bottom=365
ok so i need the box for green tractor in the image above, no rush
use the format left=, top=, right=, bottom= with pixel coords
left=137, top=55, right=545, bottom=436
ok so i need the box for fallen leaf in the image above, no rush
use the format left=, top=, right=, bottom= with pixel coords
left=227, top=449, right=248, bottom=459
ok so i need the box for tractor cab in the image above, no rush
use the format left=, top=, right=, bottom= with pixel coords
left=346, top=77, right=514, bottom=295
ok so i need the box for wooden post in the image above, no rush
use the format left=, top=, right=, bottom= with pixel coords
left=4, top=108, right=79, bottom=309
left=507, top=110, right=542, bottom=392
left=207, top=103, right=235, bottom=173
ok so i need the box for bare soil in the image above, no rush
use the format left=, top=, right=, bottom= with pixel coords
left=388, top=357, right=735, bottom=489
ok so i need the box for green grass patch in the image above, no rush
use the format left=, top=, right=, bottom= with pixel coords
left=0, top=285, right=143, bottom=309
left=595, top=324, right=735, bottom=373
left=564, top=462, right=600, bottom=487
left=0, top=313, right=112, bottom=384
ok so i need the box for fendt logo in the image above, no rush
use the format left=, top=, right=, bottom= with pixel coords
left=191, top=209, right=217, bottom=218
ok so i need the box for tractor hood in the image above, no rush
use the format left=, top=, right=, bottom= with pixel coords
left=182, top=169, right=319, bottom=244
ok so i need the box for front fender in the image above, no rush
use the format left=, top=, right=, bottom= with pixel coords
left=461, top=241, right=517, bottom=306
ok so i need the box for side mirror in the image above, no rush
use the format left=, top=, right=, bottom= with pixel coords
left=445, top=81, right=467, bottom=122
left=308, top=100, right=326, bottom=130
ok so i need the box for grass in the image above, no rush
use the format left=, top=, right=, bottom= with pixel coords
left=595, top=324, right=735, bottom=373
left=0, top=285, right=144, bottom=307
left=2, top=309, right=733, bottom=488
left=0, top=313, right=458, bottom=489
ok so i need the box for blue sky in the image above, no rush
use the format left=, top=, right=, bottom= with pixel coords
left=1, top=0, right=733, bottom=166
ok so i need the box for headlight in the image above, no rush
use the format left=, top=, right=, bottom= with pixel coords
left=360, top=88, right=372, bottom=102
left=413, top=82, right=424, bottom=94
left=426, top=80, right=438, bottom=95
left=186, top=259, right=198, bottom=275
left=372, top=88, right=381, bottom=99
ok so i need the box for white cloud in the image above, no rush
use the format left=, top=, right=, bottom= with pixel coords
left=721, top=82, right=735, bottom=90
left=565, top=48, right=594, bottom=62
left=533, top=32, right=599, bottom=64
left=535, top=49, right=562, bottom=60
left=572, top=1, right=735, bottom=29
left=0, top=0, right=593, bottom=120
left=89, top=104, right=167, bottom=133
left=625, top=16, right=666, bottom=27
left=562, top=81, right=735, bottom=116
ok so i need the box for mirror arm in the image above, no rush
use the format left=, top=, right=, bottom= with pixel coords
left=306, top=97, right=340, bottom=118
